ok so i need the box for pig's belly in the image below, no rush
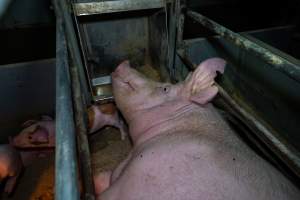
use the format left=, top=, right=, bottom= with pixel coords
left=100, top=133, right=298, bottom=200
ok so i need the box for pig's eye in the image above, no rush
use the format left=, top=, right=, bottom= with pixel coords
left=162, top=85, right=170, bottom=93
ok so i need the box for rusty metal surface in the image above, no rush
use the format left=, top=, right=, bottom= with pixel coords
left=74, top=0, right=169, bottom=16
left=187, top=10, right=300, bottom=83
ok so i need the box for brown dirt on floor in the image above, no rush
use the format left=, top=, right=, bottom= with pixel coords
left=2, top=128, right=132, bottom=200
left=1, top=153, right=55, bottom=200
left=90, top=127, right=132, bottom=174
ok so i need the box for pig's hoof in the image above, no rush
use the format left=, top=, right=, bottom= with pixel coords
left=4, top=177, right=17, bottom=194
left=94, top=171, right=112, bottom=196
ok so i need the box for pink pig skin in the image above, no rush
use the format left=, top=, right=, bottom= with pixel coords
left=12, top=105, right=127, bottom=149
left=0, top=145, right=23, bottom=194
left=94, top=59, right=300, bottom=200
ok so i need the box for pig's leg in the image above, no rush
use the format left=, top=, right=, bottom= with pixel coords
left=103, top=112, right=128, bottom=140
left=94, top=171, right=112, bottom=196
left=115, top=116, right=127, bottom=141
left=4, top=176, right=17, bottom=194
left=4, top=172, right=20, bottom=194
left=19, top=151, right=38, bottom=167
left=94, top=153, right=132, bottom=200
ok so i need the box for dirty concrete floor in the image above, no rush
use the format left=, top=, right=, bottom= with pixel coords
left=1, top=64, right=160, bottom=200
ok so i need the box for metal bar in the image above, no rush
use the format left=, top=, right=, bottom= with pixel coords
left=69, top=2, right=96, bottom=198
left=187, top=10, right=300, bottom=83
left=74, top=0, right=168, bottom=16
left=176, top=0, right=186, bottom=48
left=55, top=1, right=95, bottom=199
left=177, top=50, right=300, bottom=177
left=92, top=76, right=112, bottom=86
left=0, top=0, right=14, bottom=19
left=55, top=7, right=80, bottom=200
left=56, top=0, right=91, bottom=104
left=167, top=0, right=180, bottom=82
left=176, top=13, right=185, bottom=48
left=93, top=95, right=114, bottom=102
left=70, top=62, right=96, bottom=200
left=73, top=10, right=94, bottom=101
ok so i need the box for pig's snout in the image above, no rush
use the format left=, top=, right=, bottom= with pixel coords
left=114, top=60, right=130, bottom=73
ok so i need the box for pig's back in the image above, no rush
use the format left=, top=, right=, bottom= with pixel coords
left=100, top=130, right=300, bottom=200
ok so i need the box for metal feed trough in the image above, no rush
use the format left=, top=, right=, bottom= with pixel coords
left=54, top=0, right=300, bottom=199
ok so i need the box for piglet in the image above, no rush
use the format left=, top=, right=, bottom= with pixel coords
left=88, top=103, right=127, bottom=140
left=11, top=116, right=55, bottom=148
left=0, top=144, right=23, bottom=194
left=12, top=104, right=127, bottom=148
left=93, top=59, right=300, bottom=200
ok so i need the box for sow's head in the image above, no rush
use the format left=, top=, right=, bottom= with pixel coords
left=111, top=58, right=226, bottom=122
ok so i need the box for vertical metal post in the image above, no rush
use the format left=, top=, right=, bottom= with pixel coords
left=0, top=0, right=13, bottom=19
left=55, top=9, right=80, bottom=200
left=176, top=0, right=186, bottom=49
left=55, top=1, right=96, bottom=199
left=56, top=0, right=91, bottom=104
left=167, top=0, right=180, bottom=82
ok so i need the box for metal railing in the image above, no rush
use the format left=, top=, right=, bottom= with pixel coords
left=54, top=0, right=94, bottom=199
left=55, top=6, right=80, bottom=200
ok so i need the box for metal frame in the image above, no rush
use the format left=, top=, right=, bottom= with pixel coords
left=73, top=0, right=177, bottom=102
left=167, top=0, right=180, bottom=82
left=55, top=3, right=80, bottom=200
left=54, top=0, right=300, bottom=198
left=92, top=76, right=112, bottom=86
left=74, top=0, right=170, bottom=16
left=54, top=0, right=95, bottom=200
left=176, top=11, right=300, bottom=177
left=187, top=10, right=300, bottom=83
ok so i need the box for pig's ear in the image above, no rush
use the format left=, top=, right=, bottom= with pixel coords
left=187, top=58, right=226, bottom=105
left=22, top=119, right=38, bottom=128
left=41, top=115, right=53, bottom=121
left=30, top=126, right=49, bottom=144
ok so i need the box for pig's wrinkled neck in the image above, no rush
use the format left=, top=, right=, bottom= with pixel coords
left=128, top=100, right=197, bottom=145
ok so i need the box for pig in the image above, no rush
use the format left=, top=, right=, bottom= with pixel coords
left=0, top=145, right=23, bottom=194
left=94, top=59, right=300, bottom=200
left=12, top=104, right=127, bottom=148
left=11, top=116, right=55, bottom=148
left=88, top=103, right=127, bottom=140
